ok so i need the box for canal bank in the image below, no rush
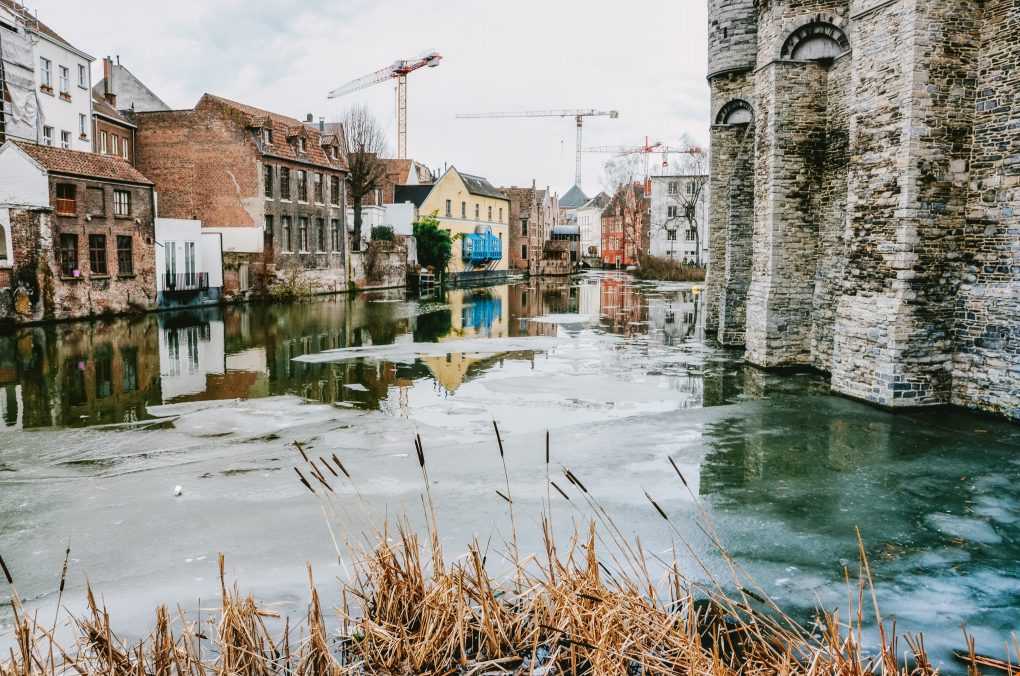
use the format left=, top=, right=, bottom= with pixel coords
left=0, top=272, right=1017, bottom=667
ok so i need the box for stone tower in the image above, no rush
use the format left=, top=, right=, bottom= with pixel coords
left=704, top=0, right=1019, bottom=420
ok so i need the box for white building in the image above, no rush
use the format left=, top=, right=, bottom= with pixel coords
left=155, top=218, right=224, bottom=307
left=0, top=1, right=94, bottom=152
left=648, top=174, right=708, bottom=263
left=576, top=191, right=610, bottom=259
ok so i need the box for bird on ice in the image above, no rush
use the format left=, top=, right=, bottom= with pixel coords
left=174, top=485, right=183, bottom=497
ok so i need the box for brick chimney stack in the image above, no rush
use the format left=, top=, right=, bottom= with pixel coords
left=103, top=56, right=116, bottom=108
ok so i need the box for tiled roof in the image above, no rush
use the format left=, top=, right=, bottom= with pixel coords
left=91, top=90, right=135, bottom=128
left=0, top=0, right=89, bottom=55
left=198, top=94, right=348, bottom=172
left=459, top=172, right=507, bottom=200
left=13, top=141, right=153, bottom=185
left=581, top=191, right=611, bottom=209
left=558, top=184, right=589, bottom=209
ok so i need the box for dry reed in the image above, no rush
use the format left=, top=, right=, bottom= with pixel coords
left=2, top=434, right=1017, bottom=675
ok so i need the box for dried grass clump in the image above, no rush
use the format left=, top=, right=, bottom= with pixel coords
left=3, top=430, right=1019, bottom=675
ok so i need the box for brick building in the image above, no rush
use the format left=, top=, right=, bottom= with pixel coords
left=705, top=0, right=1020, bottom=420
left=501, top=184, right=541, bottom=275
left=601, top=182, right=649, bottom=269
left=0, top=140, right=156, bottom=321
left=132, top=94, right=349, bottom=297
left=91, top=58, right=139, bottom=165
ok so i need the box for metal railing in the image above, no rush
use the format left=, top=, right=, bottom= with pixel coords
left=163, top=272, right=209, bottom=292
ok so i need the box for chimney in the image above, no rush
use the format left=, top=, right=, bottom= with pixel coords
left=103, top=57, right=116, bottom=108
left=319, top=116, right=325, bottom=132
left=306, top=113, right=313, bottom=123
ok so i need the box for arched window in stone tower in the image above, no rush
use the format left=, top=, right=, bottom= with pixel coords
left=716, top=99, right=753, bottom=125
left=781, top=22, right=849, bottom=62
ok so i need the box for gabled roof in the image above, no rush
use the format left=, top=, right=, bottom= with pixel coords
left=91, top=90, right=135, bottom=128
left=94, top=62, right=170, bottom=114
left=0, top=0, right=92, bottom=58
left=558, top=184, right=589, bottom=209
left=394, top=184, right=433, bottom=208
left=198, top=94, right=348, bottom=172
left=581, top=191, right=611, bottom=210
left=13, top=141, right=153, bottom=185
left=459, top=172, right=507, bottom=200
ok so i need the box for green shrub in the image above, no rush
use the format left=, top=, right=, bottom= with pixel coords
left=371, top=225, right=396, bottom=242
left=413, top=212, right=452, bottom=273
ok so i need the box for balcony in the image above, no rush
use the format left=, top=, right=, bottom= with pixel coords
left=164, top=272, right=209, bottom=293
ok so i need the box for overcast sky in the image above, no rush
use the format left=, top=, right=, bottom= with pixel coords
left=36, top=0, right=709, bottom=197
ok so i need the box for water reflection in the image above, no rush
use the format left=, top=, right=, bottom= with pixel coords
left=0, top=274, right=800, bottom=430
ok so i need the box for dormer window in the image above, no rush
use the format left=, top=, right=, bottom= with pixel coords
left=330, top=146, right=338, bottom=160
left=262, top=128, right=273, bottom=144
left=299, top=138, right=307, bottom=153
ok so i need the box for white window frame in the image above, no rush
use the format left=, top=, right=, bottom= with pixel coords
left=79, top=114, right=87, bottom=138
left=40, top=58, right=52, bottom=88
left=59, top=65, right=70, bottom=94
left=100, top=131, right=108, bottom=153
left=122, top=137, right=129, bottom=160
left=113, top=190, right=130, bottom=216
left=77, top=64, right=87, bottom=88
left=111, top=134, right=119, bottom=156
left=60, top=130, right=71, bottom=148
left=42, top=126, right=53, bottom=145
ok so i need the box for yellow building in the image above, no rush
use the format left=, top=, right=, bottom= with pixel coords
left=415, top=167, right=510, bottom=277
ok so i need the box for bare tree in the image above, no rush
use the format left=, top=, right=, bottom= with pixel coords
left=340, top=105, right=389, bottom=252
left=602, top=155, right=649, bottom=265
left=661, top=134, right=708, bottom=265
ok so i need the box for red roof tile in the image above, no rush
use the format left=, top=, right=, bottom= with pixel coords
left=198, top=94, right=349, bottom=172
left=13, top=141, right=153, bottom=185
left=91, top=90, right=135, bottom=128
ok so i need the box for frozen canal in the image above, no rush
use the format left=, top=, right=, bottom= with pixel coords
left=1, top=272, right=1018, bottom=666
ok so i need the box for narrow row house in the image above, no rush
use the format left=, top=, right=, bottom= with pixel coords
left=132, top=94, right=349, bottom=297
left=0, top=140, right=156, bottom=320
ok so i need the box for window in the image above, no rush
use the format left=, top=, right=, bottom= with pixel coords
left=686, top=229, right=697, bottom=242
left=668, top=182, right=678, bottom=195
left=40, top=58, right=52, bottom=88
left=95, top=352, right=112, bottom=398
left=299, top=138, right=307, bottom=152
left=666, top=230, right=677, bottom=241
left=264, top=215, right=274, bottom=246
left=488, top=206, right=492, bottom=221
left=281, top=216, right=292, bottom=251
left=77, top=64, right=87, bottom=87
left=521, top=218, right=528, bottom=236
left=475, top=204, right=479, bottom=219
left=499, top=207, right=503, bottom=222
left=262, top=127, right=273, bottom=144
left=298, top=217, right=309, bottom=251
left=55, top=183, right=76, bottom=215
left=59, top=66, right=69, bottom=93
left=314, top=173, right=323, bottom=203
left=60, top=130, right=71, bottom=148
left=122, top=138, right=129, bottom=160
left=330, top=176, right=341, bottom=205
left=100, top=131, right=108, bottom=153
left=686, top=182, right=695, bottom=195
left=79, top=114, right=87, bottom=137
left=296, top=170, right=308, bottom=202
left=316, top=218, right=325, bottom=251
left=121, top=348, right=138, bottom=392
left=521, top=244, right=528, bottom=259
left=279, top=167, right=291, bottom=200
left=330, top=219, right=340, bottom=251
left=117, top=235, right=133, bottom=274
left=264, top=165, right=274, bottom=199
left=88, top=234, right=108, bottom=275
left=461, top=202, right=466, bottom=218
left=42, top=126, right=53, bottom=145
left=667, top=205, right=679, bottom=218
left=113, top=190, right=130, bottom=216
left=445, top=199, right=452, bottom=217
left=111, top=134, right=118, bottom=156
left=59, top=234, right=78, bottom=276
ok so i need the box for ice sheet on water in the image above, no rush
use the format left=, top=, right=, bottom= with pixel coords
left=293, top=336, right=568, bottom=364
left=928, top=513, right=1003, bottom=544
left=528, top=314, right=594, bottom=324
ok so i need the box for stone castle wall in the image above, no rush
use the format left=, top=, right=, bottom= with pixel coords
left=706, top=0, right=1020, bottom=420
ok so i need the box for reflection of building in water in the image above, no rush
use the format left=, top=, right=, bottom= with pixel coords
left=647, top=288, right=704, bottom=345
left=444, top=287, right=508, bottom=339
left=599, top=275, right=647, bottom=336
left=159, top=312, right=226, bottom=401
left=0, top=322, right=161, bottom=429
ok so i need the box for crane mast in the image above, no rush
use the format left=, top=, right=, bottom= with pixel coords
left=455, top=109, right=619, bottom=187
left=583, top=137, right=703, bottom=194
left=328, top=50, right=442, bottom=159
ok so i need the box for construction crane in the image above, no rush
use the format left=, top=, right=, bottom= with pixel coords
left=584, top=136, right=703, bottom=194
left=328, top=49, right=443, bottom=159
left=455, top=109, right=619, bottom=188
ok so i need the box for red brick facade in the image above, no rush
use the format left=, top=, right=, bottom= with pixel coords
left=601, top=183, right=649, bottom=268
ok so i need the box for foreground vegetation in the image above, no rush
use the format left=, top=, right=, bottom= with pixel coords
left=634, top=254, right=707, bottom=282
left=2, top=432, right=1016, bottom=674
